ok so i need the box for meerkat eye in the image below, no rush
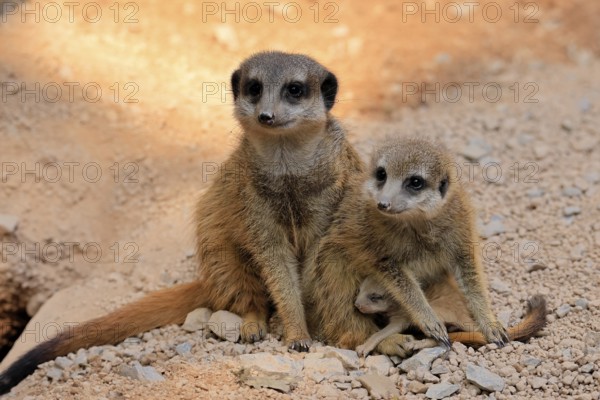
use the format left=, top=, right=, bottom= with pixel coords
left=368, top=294, right=384, bottom=302
left=246, top=80, right=262, bottom=97
left=287, top=82, right=304, bottom=98
left=406, top=176, right=425, bottom=191
left=375, top=167, right=387, bottom=183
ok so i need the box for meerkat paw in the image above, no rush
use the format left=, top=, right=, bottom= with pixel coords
left=240, top=313, right=268, bottom=343
left=401, top=338, right=439, bottom=352
left=356, top=343, right=374, bottom=357
left=420, top=318, right=451, bottom=348
left=375, top=334, right=417, bottom=358
left=481, top=321, right=510, bottom=347
left=287, top=337, right=312, bottom=352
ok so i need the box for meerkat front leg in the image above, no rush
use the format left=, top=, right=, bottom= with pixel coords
left=452, top=254, right=509, bottom=346
left=377, top=265, right=451, bottom=348
left=250, top=230, right=311, bottom=351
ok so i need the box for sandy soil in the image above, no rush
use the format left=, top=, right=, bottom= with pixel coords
left=1, top=0, right=599, bottom=399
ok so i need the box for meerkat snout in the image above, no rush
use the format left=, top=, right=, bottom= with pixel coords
left=377, top=201, right=391, bottom=211
left=258, top=112, right=275, bottom=126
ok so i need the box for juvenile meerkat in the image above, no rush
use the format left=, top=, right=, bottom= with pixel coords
left=354, top=275, right=547, bottom=356
left=304, top=137, right=546, bottom=356
left=0, top=52, right=363, bottom=394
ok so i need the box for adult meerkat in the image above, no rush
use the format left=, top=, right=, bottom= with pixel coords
left=354, top=275, right=547, bottom=356
left=304, top=137, right=546, bottom=356
left=0, top=52, right=363, bottom=394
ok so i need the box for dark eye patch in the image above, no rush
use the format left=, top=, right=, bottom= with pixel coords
left=285, top=81, right=308, bottom=100
left=375, top=167, right=387, bottom=183
left=244, top=79, right=262, bottom=98
left=404, top=175, right=426, bottom=191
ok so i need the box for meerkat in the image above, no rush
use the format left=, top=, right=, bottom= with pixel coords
left=354, top=275, right=547, bottom=356
left=0, top=51, right=363, bottom=394
left=304, top=137, right=546, bottom=356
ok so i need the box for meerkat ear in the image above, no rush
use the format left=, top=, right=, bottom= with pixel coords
left=321, top=72, right=338, bottom=111
left=231, top=69, right=241, bottom=101
left=439, top=177, right=449, bottom=198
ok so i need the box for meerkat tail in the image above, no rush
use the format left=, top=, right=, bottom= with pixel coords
left=0, top=280, right=207, bottom=394
left=448, top=295, right=547, bottom=347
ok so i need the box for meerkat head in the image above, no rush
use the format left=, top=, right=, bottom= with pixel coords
left=230, top=51, right=338, bottom=136
left=364, top=137, right=458, bottom=220
left=355, top=276, right=392, bottom=314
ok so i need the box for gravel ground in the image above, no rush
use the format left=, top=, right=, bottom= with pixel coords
left=1, top=1, right=600, bottom=399
left=3, top=59, right=600, bottom=399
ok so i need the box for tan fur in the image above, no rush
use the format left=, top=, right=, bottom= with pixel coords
left=304, top=137, right=547, bottom=356
left=0, top=52, right=363, bottom=393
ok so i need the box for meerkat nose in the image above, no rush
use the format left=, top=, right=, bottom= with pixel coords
left=377, top=201, right=391, bottom=211
left=258, top=112, right=275, bottom=126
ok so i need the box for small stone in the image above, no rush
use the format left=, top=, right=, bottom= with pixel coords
left=562, top=374, right=576, bottom=386
left=399, top=347, right=447, bottom=372
left=556, top=304, right=572, bottom=318
left=101, top=350, right=119, bottom=363
left=580, top=363, right=594, bottom=373
left=490, top=279, right=511, bottom=294
left=562, top=187, right=582, bottom=197
left=304, top=357, right=345, bottom=380
left=425, top=382, right=460, bottom=399
left=317, top=384, right=339, bottom=397
left=498, top=366, right=516, bottom=377
left=357, top=374, right=400, bottom=399
left=533, top=145, right=550, bottom=159
left=407, top=380, right=428, bottom=394
left=579, top=98, right=591, bottom=112
left=175, top=342, right=192, bottom=356
left=334, top=382, right=352, bottom=390
left=430, top=365, right=450, bottom=375
left=529, top=376, right=547, bottom=389
left=365, top=355, right=393, bottom=376
left=118, top=361, right=165, bottom=382
left=73, top=351, right=88, bottom=366
left=182, top=308, right=212, bottom=332
left=563, top=362, right=578, bottom=371
left=461, top=139, right=490, bottom=161
left=575, top=298, right=589, bottom=309
left=0, top=214, right=19, bottom=235
left=526, top=188, right=545, bottom=198
left=480, top=217, right=506, bottom=238
left=46, top=367, right=64, bottom=381
left=239, top=353, right=302, bottom=376
left=422, top=371, right=440, bottom=383
left=238, top=369, right=296, bottom=393
left=563, top=206, right=581, bottom=217
left=466, top=363, right=505, bottom=392
left=350, top=388, right=369, bottom=398
left=55, top=356, right=73, bottom=370
left=561, top=119, right=574, bottom=131
left=324, top=347, right=360, bottom=370
left=208, top=310, right=242, bottom=342
left=526, top=263, right=547, bottom=273
left=497, top=310, right=511, bottom=327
